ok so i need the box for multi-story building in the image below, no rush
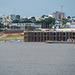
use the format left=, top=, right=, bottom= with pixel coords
left=52, top=11, right=66, bottom=20
left=24, top=31, right=75, bottom=42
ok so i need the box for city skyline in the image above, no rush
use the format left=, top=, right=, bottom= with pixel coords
left=0, top=0, right=75, bottom=17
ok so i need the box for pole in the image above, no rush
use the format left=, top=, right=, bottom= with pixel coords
left=24, top=23, right=25, bottom=32
left=61, top=5, right=63, bottom=25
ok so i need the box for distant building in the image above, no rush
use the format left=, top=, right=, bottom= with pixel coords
left=70, top=18, right=75, bottom=28
left=11, top=14, right=15, bottom=20
left=36, top=15, right=42, bottom=21
left=71, top=25, right=75, bottom=28
left=2, top=13, right=5, bottom=22
left=52, top=11, right=60, bottom=20
left=9, top=22, right=42, bottom=31
left=66, top=22, right=71, bottom=25
left=48, top=14, right=53, bottom=18
left=55, top=21, right=60, bottom=25
left=7, top=14, right=15, bottom=20
left=52, top=11, right=66, bottom=20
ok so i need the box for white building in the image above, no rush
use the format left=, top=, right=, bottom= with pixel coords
left=56, top=28, right=75, bottom=32
left=49, top=14, right=53, bottom=18
left=9, top=22, right=42, bottom=30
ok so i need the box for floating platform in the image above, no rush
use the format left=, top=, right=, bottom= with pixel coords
left=46, top=40, right=75, bottom=44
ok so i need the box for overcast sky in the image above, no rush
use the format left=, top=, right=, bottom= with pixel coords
left=0, top=0, right=75, bottom=17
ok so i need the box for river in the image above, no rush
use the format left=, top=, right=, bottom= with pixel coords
left=0, top=42, right=75, bottom=75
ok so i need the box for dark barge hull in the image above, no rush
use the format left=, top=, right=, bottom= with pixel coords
left=46, top=41, right=75, bottom=44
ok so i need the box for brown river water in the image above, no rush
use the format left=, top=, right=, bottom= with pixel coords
left=0, top=42, right=75, bottom=75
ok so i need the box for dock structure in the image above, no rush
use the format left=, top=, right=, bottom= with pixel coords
left=24, top=31, right=75, bottom=42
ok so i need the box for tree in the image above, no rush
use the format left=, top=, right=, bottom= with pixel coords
left=27, top=25, right=32, bottom=31
left=44, top=18, right=55, bottom=28
left=31, top=17, right=35, bottom=19
left=63, top=21, right=67, bottom=25
left=33, top=19, right=36, bottom=21
left=0, top=17, right=2, bottom=20
left=0, top=23, right=4, bottom=29
left=67, top=16, right=71, bottom=19
left=12, top=19, right=20, bottom=23
left=16, top=15, right=20, bottom=19
left=24, top=18, right=29, bottom=21
left=41, top=15, right=48, bottom=18
left=6, top=24, right=9, bottom=29
left=30, top=17, right=36, bottom=22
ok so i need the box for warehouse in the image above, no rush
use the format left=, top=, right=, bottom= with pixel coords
left=24, top=31, right=75, bottom=42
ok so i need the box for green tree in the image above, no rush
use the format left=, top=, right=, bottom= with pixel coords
left=6, top=24, right=9, bottom=29
left=0, top=23, right=4, bottom=30
left=30, top=17, right=36, bottom=22
left=33, top=19, right=36, bottom=21
left=41, top=15, right=48, bottom=18
left=63, top=21, right=67, bottom=25
left=27, top=25, right=32, bottom=31
left=24, top=18, right=29, bottom=21
left=67, top=16, right=71, bottom=19
left=12, top=19, right=20, bottom=23
left=31, top=17, right=35, bottom=19
left=16, top=15, right=20, bottom=19
left=44, top=18, right=55, bottom=28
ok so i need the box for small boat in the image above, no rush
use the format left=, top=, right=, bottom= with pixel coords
left=10, top=40, right=21, bottom=43
left=3, top=40, right=6, bottom=42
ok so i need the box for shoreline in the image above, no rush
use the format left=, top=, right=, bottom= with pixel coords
left=0, top=33, right=24, bottom=41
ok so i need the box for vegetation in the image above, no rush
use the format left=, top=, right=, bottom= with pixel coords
left=12, top=19, right=20, bottom=23
left=41, top=18, right=55, bottom=28
left=41, top=15, right=48, bottom=18
left=6, top=24, right=9, bottom=29
left=0, top=34, right=24, bottom=41
left=5, top=35, right=24, bottom=38
left=67, top=16, right=71, bottom=19
left=0, top=23, right=4, bottom=29
left=30, top=17, right=36, bottom=21
left=63, top=21, right=67, bottom=25
left=27, top=25, right=32, bottom=31
left=30, top=17, right=35, bottom=20
left=24, top=18, right=29, bottom=21
left=15, top=15, right=20, bottom=20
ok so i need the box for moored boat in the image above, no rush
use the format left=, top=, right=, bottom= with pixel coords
left=10, top=40, right=21, bottom=42
left=46, top=40, right=75, bottom=44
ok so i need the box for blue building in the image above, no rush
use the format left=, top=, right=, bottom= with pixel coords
left=55, top=21, right=60, bottom=25
left=11, top=14, right=15, bottom=19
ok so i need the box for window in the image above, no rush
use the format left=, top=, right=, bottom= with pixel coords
left=35, top=33, right=37, bottom=35
left=44, top=33, right=46, bottom=35
left=63, top=33, right=65, bottom=35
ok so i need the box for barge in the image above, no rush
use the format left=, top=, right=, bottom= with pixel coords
left=46, top=40, right=75, bottom=44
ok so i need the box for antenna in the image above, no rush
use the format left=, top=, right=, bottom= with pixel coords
left=61, top=5, right=63, bottom=25
left=61, top=5, right=63, bottom=19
